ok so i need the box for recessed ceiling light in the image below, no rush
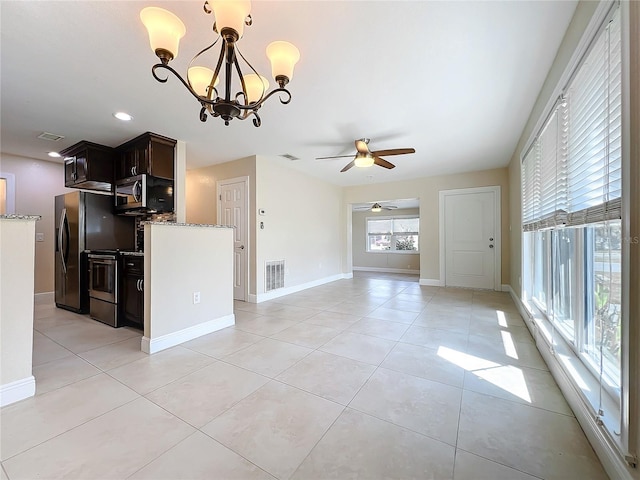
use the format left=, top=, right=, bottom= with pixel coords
left=113, top=112, right=133, bottom=121
left=47, top=152, right=61, bottom=158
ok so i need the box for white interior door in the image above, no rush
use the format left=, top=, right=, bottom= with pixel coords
left=442, top=187, right=500, bottom=290
left=218, top=178, right=248, bottom=301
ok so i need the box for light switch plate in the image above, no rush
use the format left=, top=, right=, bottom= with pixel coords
left=36, top=233, right=44, bottom=242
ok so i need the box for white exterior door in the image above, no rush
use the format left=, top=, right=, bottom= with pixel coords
left=218, top=177, right=248, bottom=301
left=441, top=187, right=500, bottom=290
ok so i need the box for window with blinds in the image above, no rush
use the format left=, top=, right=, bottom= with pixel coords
left=522, top=8, right=622, bottom=231
left=521, top=4, right=627, bottom=460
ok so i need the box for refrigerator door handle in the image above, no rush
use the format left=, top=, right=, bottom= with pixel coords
left=60, top=208, right=69, bottom=274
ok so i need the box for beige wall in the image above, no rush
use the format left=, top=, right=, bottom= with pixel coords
left=0, top=218, right=37, bottom=403
left=144, top=223, right=233, bottom=352
left=507, top=1, right=599, bottom=292
left=352, top=208, right=420, bottom=271
left=186, top=156, right=257, bottom=294
left=0, top=155, right=72, bottom=293
left=255, top=156, right=343, bottom=295
left=343, top=167, right=510, bottom=284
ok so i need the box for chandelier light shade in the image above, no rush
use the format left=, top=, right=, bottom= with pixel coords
left=266, top=41, right=301, bottom=82
left=244, top=74, right=269, bottom=103
left=210, top=0, right=252, bottom=38
left=140, top=1, right=300, bottom=127
left=187, top=66, right=218, bottom=97
left=140, top=7, right=186, bottom=62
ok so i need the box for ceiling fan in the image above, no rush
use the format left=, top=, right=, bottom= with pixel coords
left=354, top=202, right=398, bottom=212
left=316, top=138, right=416, bottom=172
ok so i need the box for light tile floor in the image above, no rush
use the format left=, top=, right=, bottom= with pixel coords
left=1, top=272, right=609, bottom=480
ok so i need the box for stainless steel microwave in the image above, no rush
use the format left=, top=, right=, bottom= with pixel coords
left=114, top=174, right=174, bottom=215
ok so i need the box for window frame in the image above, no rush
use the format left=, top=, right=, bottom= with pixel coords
left=365, top=214, right=419, bottom=254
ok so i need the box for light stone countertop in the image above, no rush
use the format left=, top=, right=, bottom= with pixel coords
left=0, top=214, right=41, bottom=220
left=142, top=221, right=234, bottom=229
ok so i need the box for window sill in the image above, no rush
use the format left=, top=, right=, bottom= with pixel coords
left=521, top=298, right=624, bottom=451
left=365, top=250, right=419, bottom=255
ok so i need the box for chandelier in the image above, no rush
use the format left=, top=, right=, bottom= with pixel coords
left=140, top=0, right=300, bottom=127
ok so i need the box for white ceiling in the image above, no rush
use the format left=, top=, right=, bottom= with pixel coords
left=1, top=1, right=577, bottom=187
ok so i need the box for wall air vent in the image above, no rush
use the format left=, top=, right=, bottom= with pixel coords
left=37, top=132, right=65, bottom=142
left=280, top=154, right=300, bottom=161
left=265, top=260, right=285, bottom=292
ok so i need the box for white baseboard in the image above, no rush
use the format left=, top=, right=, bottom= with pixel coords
left=501, top=284, right=511, bottom=292
left=419, top=278, right=444, bottom=287
left=1, top=376, right=35, bottom=407
left=506, top=284, right=636, bottom=480
left=353, top=267, right=421, bottom=275
left=250, top=273, right=349, bottom=304
left=141, top=314, right=235, bottom=354
left=34, top=292, right=54, bottom=304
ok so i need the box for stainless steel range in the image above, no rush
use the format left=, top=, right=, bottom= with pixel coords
left=87, top=251, right=119, bottom=327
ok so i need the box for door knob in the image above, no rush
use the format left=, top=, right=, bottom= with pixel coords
left=489, top=245, right=494, bottom=249
left=238, top=245, right=245, bottom=250
left=489, top=237, right=494, bottom=241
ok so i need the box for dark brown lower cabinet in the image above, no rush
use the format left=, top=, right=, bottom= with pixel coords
left=121, top=256, right=144, bottom=329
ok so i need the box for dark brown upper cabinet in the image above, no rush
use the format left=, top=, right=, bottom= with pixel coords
left=61, top=141, right=117, bottom=192
left=116, top=132, right=176, bottom=180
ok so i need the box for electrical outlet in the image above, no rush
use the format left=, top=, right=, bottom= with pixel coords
left=193, top=292, right=201, bottom=304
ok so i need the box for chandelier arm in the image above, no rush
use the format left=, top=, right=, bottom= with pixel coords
left=251, top=111, right=262, bottom=128
left=233, top=54, right=248, bottom=105
left=235, top=47, right=265, bottom=104
left=251, top=87, right=292, bottom=108
left=188, top=37, right=223, bottom=100
left=152, top=63, right=203, bottom=104
left=199, top=106, right=208, bottom=122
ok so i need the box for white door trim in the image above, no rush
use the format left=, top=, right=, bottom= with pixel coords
left=217, top=176, right=249, bottom=302
left=439, top=186, right=501, bottom=290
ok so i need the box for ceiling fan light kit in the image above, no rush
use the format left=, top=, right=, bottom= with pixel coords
left=140, top=0, right=300, bottom=127
left=317, top=138, right=416, bottom=172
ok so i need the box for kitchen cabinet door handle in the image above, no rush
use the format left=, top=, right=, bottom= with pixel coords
left=140, top=279, right=143, bottom=291
left=136, top=279, right=141, bottom=291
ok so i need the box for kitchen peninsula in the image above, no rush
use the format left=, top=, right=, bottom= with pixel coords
left=0, top=215, right=39, bottom=406
left=140, top=221, right=235, bottom=354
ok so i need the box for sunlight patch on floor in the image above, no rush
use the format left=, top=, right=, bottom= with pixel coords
left=496, top=310, right=508, bottom=328
left=501, top=331, right=519, bottom=359
left=437, top=346, right=532, bottom=403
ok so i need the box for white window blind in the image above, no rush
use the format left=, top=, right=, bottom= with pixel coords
left=565, top=8, right=622, bottom=225
left=522, top=8, right=621, bottom=231
left=521, top=144, right=539, bottom=225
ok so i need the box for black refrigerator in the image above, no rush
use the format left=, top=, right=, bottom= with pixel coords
left=54, top=191, right=134, bottom=313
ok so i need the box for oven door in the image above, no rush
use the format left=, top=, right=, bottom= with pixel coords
left=88, top=255, right=117, bottom=303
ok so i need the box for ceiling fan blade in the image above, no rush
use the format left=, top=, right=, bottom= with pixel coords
left=374, top=157, right=395, bottom=169
left=340, top=160, right=356, bottom=172
left=383, top=205, right=398, bottom=209
left=370, top=148, right=415, bottom=157
left=355, top=139, right=370, bottom=154
left=315, top=154, right=356, bottom=160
